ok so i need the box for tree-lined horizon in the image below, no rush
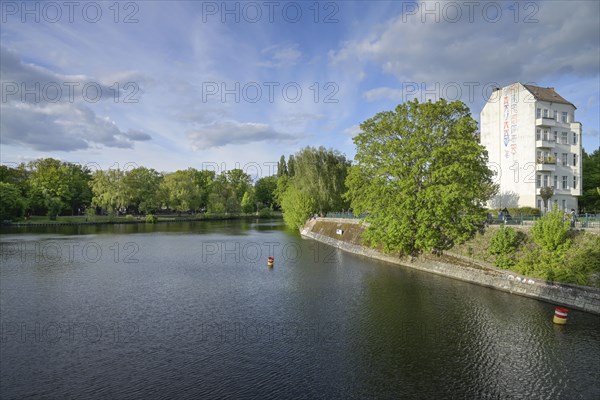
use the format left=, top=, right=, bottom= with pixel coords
left=2, top=100, right=598, bottom=243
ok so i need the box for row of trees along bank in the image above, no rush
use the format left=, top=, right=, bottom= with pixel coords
left=0, top=161, right=278, bottom=220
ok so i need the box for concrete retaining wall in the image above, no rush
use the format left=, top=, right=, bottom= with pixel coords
left=301, top=218, right=600, bottom=315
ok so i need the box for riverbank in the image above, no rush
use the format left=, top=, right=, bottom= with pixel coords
left=1, top=212, right=282, bottom=228
left=300, top=218, right=600, bottom=314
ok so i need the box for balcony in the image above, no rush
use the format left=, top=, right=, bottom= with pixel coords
left=535, top=139, right=555, bottom=149
left=536, top=117, right=556, bottom=127
left=536, top=157, right=556, bottom=171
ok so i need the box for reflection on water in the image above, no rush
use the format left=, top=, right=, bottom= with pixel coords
left=1, top=219, right=599, bottom=399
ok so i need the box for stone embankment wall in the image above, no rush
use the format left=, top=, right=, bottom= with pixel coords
left=301, top=218, right=600, bottom=315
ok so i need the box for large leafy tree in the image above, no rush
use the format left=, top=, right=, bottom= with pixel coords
left=279, top=146, right=350, bottom=228
left=580, top=149, right=600, bottom=213
left=123, top=167, right=163, bottom=213
left=89, top=169, right=128, bottom=213
left=254, top=176, right=278, bottom=208
left=0, top=182, right=25, bottom=220
left=346, top=99, right=495, bottom=255
left=160, top=169, right=202, bottom=213
left=27, top=158, right=91, bottom=216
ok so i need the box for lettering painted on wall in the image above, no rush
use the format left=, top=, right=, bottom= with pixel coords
left=502, top=89, right=510, bottom=158
left=509, top=84, right=518, bottom=158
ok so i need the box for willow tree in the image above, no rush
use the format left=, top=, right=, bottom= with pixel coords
left=279, top=146, right=350, bottom=229
left=346, top=99, right=495, bottom=255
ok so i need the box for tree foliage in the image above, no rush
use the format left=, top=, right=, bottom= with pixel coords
left=279, top=146, right=350, bottom=229
left=281, top=184, right=316, bottom=230
left=90, top=169, right=128, bottom=213
left=580, top=149, right=600, bottom=212
left=0, top=182, right=25, bottom=220
left=346, top=99, right=495, bottom=255
left=488, top=226, right=521, bottom=268
left=27, top=158, right=91, bottom=216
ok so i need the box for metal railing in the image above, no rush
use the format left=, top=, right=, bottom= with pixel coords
left=324, top=212, right=600, bottom=230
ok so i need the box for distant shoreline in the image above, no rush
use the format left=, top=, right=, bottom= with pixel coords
left=1, top=213, right=282, bottom=228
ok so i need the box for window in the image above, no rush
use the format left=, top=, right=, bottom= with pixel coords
left=553, top=175, right=558, bottom=188
left=572, top=132, right=577, bottom=145
left=562, top=199, right=566, bottom=210
left=553, top=110, right=558, bottom=120
left=561, top=111, right=568, bottom=123
left=562, top=176, right=568, bottom=189
left=543, top=175, right=549, bottom=187
left=537, top=199, right=542, bottom=209
left=537, top=108, right=542, bottom=118
left=573, top=176, right=577, bottom=189
left=536, top=129, right=541, bottom=140
left=573, top=154, right=577, bottom=166
left=543, top=129, right=549, bottom=140
left=553, top=152, right=558, bottom=162
left=562, top=153, right=568, bottom=166
left=536, top=174, right=541, bottom=188
left=561, top=132, right=568, bottom=144
left=554, top=131, right=558, bottom=142
left=543, top=109, right=549, bottom=117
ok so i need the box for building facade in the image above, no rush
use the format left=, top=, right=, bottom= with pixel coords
left=480, top=83, right=582, bottom=212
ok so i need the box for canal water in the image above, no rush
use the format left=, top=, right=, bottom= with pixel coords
left=1, top=220, right=599, bottom=399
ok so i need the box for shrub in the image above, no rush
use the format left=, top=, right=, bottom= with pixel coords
left=562, top=233, right=600, bottom=286
left=145, top=214, right=157, bottom=223
left=515, top=207, right=572, bottom=282
left=125, top=214, right=135, bottom=221
left=258, top=207, right=272, bottom=217
left=488, top=226, right=521, bottom=268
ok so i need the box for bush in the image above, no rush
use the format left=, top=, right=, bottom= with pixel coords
left=125, top=214, right=135, bottom=221
left=258, top=207, right=272, bottom=217
left=145, top=214, right=157, bottom=223
left=515, top=207, right=572, bottom=283
left=562, top=233, right=600, bottom=286
left=488, top=226, right=521, bottom=268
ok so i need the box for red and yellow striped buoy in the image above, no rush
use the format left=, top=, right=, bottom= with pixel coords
left=553, top=307, right=568, bottom=325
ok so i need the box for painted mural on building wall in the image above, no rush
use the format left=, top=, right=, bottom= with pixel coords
left=502, top=84, right=519, bottom=160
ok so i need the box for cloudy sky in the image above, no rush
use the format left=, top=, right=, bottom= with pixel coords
left=1, top=1, right=599, bottom=177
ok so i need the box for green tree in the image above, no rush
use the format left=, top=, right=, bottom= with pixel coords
left=278, top=147, right=350, bottom=228
left=277, top=155, right=288, bottom=177
left=0, top=182, right=25, bottom=220
left=160, top=169, right=202, bottom=213
left=539, top=186, right=554, bottom=213
left=89, top=169, right=128, bottom=213
left=254, top=176, right=278, bottom=209
left=281, top=185, right=316, bottom=230
left=123, top=167, right=162, bottom=213
left=291, top=146, right=350, bottom=214
left=580, top=149, right=600, bottom=212
left=27, top=158, right=91, bottom=216
left=346, top=99, right=495, bottom=255
left=488, top=226, right=521, bottom=268
left=226, top=169, right=252, bottom=202
left=517, top=207, right=574, bottom=282
left=207, top=192, right=226, bottom=213
left=241, top=190, right=255, bottom=213
left=288, top=155, right=296, bottom=177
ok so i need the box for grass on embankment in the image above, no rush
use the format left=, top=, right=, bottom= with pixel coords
left=312, top=219, right=600, bottom=288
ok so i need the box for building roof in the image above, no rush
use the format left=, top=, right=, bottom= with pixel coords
left=522, top=84, right=576, bottom=108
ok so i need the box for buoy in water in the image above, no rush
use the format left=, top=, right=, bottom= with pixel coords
left=553, top=307, right=568, bottom=325
left=267, top=256, right=274, bottom=267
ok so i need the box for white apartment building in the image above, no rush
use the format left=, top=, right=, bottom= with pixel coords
left=480, top=83, right=582, bottom=212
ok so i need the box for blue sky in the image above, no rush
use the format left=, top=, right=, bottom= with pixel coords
left=1, top=1, right=599, bottom=178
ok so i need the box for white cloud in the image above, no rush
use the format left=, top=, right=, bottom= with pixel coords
left=329, top=2, right=599, bottom=86
left=363, top=87, right=404, bottom=102
left=257, top=44, right=302, bottom=68
left=187, top=120, right=297, bottom=149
